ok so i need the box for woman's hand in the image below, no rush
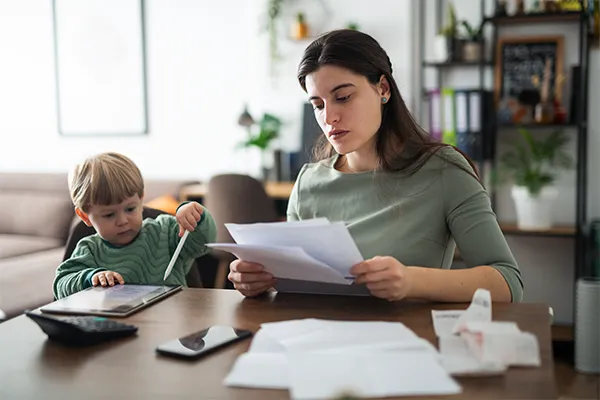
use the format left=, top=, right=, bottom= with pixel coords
left=228, top=260, right=277, bottom=298
left=350, top=256, right=413, bottom=301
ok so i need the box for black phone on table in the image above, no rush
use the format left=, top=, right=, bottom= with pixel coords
left=155, top=325, right=253, bottom=360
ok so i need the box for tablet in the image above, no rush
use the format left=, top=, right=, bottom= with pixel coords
left=40, top=284, right=182, bottom=317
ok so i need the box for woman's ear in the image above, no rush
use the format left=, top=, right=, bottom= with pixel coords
left=377, top=75, right=391, bottom=102
left=75, top=208, right=93, bottom=227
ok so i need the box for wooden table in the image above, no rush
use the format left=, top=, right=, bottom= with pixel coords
left=180, top=181, right=295, bottom=201
left=0, top=289, right=557, bottom=399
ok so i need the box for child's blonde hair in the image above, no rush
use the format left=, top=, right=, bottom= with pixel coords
left=68, top=152, right=144, bottom=211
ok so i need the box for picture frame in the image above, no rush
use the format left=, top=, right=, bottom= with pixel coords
left=52, top=0, right=148, bottom=136
left=494, top=35, right=564, bottom=105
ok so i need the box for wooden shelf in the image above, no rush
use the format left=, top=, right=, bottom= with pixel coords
left=500, top=223, right=576, bottom=237
left=497, top=123, right=578, bottom=129
left=422, top=61, right=493, bottom=68
left=552, top=324, right=574, bottom=342
left=485, top=12, right=583, bottom=25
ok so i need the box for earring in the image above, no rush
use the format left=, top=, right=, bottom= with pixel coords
left=382, top=97, right=387, bottom=104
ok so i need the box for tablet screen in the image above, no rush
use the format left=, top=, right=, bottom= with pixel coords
left=41, top=284, right=181, bottom=316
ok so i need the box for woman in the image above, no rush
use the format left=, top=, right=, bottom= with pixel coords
left=229, top=29, right=522, bottom=303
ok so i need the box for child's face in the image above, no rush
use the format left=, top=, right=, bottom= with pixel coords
left=79, top=195, right=144, bottom=246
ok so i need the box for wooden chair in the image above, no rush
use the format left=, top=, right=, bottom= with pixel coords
left=204, top=174, right=279, bottom=288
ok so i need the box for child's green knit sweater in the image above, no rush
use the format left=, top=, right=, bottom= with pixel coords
left=53, top=211, right=217, bottom=299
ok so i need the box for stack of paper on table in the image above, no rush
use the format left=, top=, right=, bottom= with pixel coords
left=207, top=218, right=363, bottom=285
left=432, top=289, right=542, bottom=376
left=223, top=319, right=462, bottom=399
left=224, top=289, right=543, bottom=399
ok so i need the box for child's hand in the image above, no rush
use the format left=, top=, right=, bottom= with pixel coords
left=176, top=202, right=204, bottom=237
left=92, top=271, right=124, bottom=287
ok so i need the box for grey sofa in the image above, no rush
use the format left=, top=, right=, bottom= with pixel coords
left=0, top=172, right=199, bottom=320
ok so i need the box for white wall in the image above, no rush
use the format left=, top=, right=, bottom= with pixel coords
left=419, top=0, right=600, bottom=324
left=0, top=0, right=413, bottom=181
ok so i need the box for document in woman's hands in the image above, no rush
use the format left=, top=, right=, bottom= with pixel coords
left=207, top=218, right=363, bottom=284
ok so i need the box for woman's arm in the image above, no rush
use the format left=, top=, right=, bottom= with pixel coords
left=441, top=149, right=523, bottom=302
left=407, top=265, right=511, bottom=302
left=351, top=257, right=511, bottom=303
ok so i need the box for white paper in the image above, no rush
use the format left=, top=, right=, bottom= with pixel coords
left=287, top=352, right=461, bottom=400
left=452, top=288, right=492, bottom=334
left=277, top=320, right=425, bottom=352
left=438, top=335, right=507, bottom=376
left=462, top=327, right=541, bottom=367
left=224, top=320, right=457, bottom=396
left=433, top=290, right=541, bottom=371
left=259, top=318, right=326, bottom=342
left=432, top=310, right=465, bottom=337
left=206, top=244, right=350, bottom=285
left=224, top=220, right=363, bottom=278
left=247, top=329, right=286, bottom=353
left=223, top=353, right=289, bottom=389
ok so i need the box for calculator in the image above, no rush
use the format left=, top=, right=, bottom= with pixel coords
left=25, top=311, right=138, bottom=346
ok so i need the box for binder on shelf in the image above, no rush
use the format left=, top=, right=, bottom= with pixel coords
left=427, top=89, right=442, bottom=141
left=441, top=88, right=456, bottom=146
left=455, top=90, right=471, bottom=156
left=467, top=90, right=483, bottom=161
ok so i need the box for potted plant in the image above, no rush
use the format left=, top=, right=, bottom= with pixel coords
left=460, top=20, right=484, bottom=62
left=291, top=12, right=309, bottom=40
left=264, top=0, right=284, bottom=71
left=499, top=127, right=573, bottom=230
left=238, top=113, right=282, bottom=181
left=435, top=2, right=459, bottom=61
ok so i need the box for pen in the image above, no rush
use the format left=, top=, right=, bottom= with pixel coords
left=164, top=230, right=190, bottom=281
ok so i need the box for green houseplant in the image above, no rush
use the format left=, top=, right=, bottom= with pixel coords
left=460, top=20, right=484, bottom=61
left=239, top=113, right=282, bottom=181
left=499, top=127, right=573, bottom=230
left=436, top=2, right=459, bottom=61
left=264, top=0, right=284, bottom=69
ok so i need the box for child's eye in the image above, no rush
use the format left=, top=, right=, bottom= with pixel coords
left=103, top=213, right=114, bottom=219
left=126, top=206, right=136, bottom=213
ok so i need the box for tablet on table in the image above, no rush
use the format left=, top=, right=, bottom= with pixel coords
left=40, top=284, right=182, bottom=317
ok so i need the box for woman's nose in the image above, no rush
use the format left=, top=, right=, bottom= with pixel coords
left=323, top=103, right=340, bottom=126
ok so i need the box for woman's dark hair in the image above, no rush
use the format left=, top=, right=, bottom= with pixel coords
left=297, top=29, right=479, bottom=179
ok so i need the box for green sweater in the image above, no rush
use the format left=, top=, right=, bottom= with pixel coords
left=287, top=148, right=523, bottom=302
left=53, top=210, right=217, bottom=299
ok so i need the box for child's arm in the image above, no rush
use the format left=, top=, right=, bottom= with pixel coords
left=52, top=240, right=107, bottom=299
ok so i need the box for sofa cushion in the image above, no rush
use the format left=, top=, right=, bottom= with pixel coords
left=0, top=247, right=63, bottom=319
left=0, top=234, right=64, bottom=259
left=0, top=192, right=74, bottom=241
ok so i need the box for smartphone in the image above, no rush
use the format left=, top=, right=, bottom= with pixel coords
left=155, top=325, right=253, bottom=360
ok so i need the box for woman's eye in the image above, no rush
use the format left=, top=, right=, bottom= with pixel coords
left=337, top=95, right=351, bottom=102
left=313, top=104, right=324, bottom=110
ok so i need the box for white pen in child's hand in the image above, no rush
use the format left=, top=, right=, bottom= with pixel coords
left=164, top=230, right=190, bottom=281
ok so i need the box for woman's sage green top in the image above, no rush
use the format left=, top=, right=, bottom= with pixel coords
left=286, top=147, right=523, bottom=302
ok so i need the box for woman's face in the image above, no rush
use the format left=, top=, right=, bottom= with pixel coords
left=305, top=65, right=389, bottom=155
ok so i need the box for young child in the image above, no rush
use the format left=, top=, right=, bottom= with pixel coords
left=53, top=152, right=217, bottom=299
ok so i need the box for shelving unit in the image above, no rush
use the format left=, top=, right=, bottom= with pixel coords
left=418, top=1, right=592, bottom=332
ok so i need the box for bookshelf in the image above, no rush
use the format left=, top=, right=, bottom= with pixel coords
left=418, top=0, right=593, bottom=338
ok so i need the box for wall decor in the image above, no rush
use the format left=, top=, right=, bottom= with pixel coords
left=52, top=0, right=148, bottom=136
